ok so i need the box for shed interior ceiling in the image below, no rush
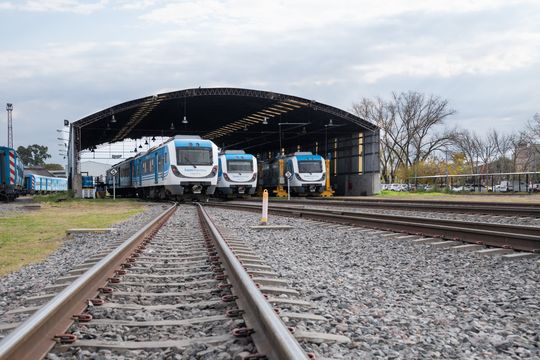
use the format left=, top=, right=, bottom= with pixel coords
left=73, top=87, right=377, bottom=155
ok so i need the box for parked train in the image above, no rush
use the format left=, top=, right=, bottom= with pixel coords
left=24, top=174, right=68, bottom=195
left=216, top=150, right=257, bottom=197
left=0, top=146, right=24, bottom=201
left=106, top=135, right=219, bottom=200
left=261, top=152, right=326, bottom=195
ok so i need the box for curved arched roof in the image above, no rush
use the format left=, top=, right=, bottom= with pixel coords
left=72, top=87, right=377, bottom=154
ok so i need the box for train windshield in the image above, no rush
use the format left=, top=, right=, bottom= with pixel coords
left=176, top=147, right=213, bottom=166
left=227, top=160, right=253, bottom=172
left=298, top=160, right=323, bottom=173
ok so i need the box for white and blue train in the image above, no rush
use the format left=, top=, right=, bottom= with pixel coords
left=0, top=146, right=24, bottom=201
left=216, top=150, right=257, bottom=196
left=262, top=152, right=326, bottom=195
left=24, top=174, right=68, bottom=194
left=106, top=135, right=219, bottom=200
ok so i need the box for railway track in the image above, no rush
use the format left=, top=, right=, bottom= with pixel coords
left=209, top=201, right=540, bottom=253
left=0, top=204, right=348, bottom=360
left=242, top=198, right=540, bottom=217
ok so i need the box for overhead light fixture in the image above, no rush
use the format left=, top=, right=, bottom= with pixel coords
left=106, top=122, right=111, bottom=129
left=182, top=95, right=188, bottom=124
left=170, top=122, right=175, bottom=130
left=134, top=147, right=137, bottom=152
left=262, top=117, right=268, bottom=125
left=328, top=119, right=333, bottom=126
left=302, top=126, right=307, bottom=134
left=138, top=144, right=143, bottom=149
left=144, top=139, right=148, bottom=145
left=243, top=126, right=248, bottom=131
left=111, top=114, right=117, bottom=123
left=151, top=136, right=156, bottom=141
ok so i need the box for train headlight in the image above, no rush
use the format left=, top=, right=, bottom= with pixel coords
left=210, top=165, right=218, bottom=177
left=250, top=173, right=257, bottom=182
left=171, top=165, right=181, bottom=177
left=295, top=173, right=302, bottom=181
left=223, top=173, right=231, bottom=181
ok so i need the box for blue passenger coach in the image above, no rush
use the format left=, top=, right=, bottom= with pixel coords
left=106, top=135, right=219, bottom=200
left=24, top=174, right=68, bottom=194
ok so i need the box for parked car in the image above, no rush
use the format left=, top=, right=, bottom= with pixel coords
left=528, top=183, right=540, bottom=192
left=389, top=183, right=401, bottom=191
left=499, top=181, right=527, bottom=192
left=469, top=184, right=487, bottom=192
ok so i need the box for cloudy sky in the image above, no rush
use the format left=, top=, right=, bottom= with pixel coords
left=0, top=0, right=539, bottom=164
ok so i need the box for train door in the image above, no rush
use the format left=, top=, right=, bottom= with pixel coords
left=154, top=152, right=158, bottom=184
left=138, top=160, right=142, bottom=186
left=158, top=150, right=165, bottom=180
left=163, top=148, right=169, bottom=177
left=131, top=163, right=136, bottom=188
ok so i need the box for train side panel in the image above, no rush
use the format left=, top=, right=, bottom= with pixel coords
left=0, top=147, right=24, bottom=201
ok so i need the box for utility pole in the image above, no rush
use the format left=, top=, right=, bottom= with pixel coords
left=6, top=103, right=13, bottom=148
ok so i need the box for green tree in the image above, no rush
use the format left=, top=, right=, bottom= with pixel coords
left=16, top=145, right=51, bottom=166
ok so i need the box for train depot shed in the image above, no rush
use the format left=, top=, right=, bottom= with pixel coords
left=68, top=87, right=380, bottom=196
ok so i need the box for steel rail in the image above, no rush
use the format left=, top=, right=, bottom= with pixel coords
left=238, top=198, right=540, bottom=217
left=0, top=203, right=177, bottom=360
left=208, top=202, right=540, bottom=252
left=196, top=204, right=309, bottom=360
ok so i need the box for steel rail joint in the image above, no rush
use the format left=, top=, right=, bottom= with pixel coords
left=0, top=203, right=177, bottom=360
left=196, top=204, right=308, bottom=360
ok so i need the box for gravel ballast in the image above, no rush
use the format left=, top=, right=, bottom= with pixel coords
left=207, top=207, right=540, bottom=359
left=0, top=202, right=170, bottom=333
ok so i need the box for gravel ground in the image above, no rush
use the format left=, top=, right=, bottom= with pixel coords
left=0, top=202, right=170, bottom=332
left=207, top=207, right=540, bottom=359
left=0, top=197, right=38, bottom=217
left=48, top=205, right=256, bottom=360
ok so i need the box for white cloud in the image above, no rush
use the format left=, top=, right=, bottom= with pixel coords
left=140, top=0, right=539, bottom=29
left=114, top=0, right=159, bottom=11
left=0, top=0, right=108, bottom=14
left=352, top=31, right=540, bottom=83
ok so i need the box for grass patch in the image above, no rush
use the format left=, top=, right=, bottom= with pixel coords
left=378, top=190, right=448, bottom=197
left=0, top=199, right=145, bottom=276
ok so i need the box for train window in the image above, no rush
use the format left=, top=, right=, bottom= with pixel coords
left=176, top=148, right=212, bottom=166
left=298, top=161, right=323, bottom=173
left=158, top=155, right=164, bottom=172
left=227, top=160, right=253, bottom=172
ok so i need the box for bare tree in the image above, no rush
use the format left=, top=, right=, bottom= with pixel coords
left=527, top=113, right=540, bottom=139
left=452, top=130, right=480, bottom=174
left=353, top=91, right=456, bottom=181
left=477, top=131, right=498, bottom=173
left=509, top=131, right=531, bottom=172
left=488, top=130, right=513, bottom=173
